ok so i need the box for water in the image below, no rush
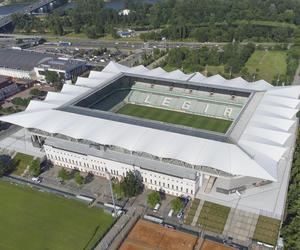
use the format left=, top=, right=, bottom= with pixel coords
left=0, top=3, right=28, bottom=16
left=61, top=0, right=159, bottom=11
left=0, top=0, right=159, bottom=17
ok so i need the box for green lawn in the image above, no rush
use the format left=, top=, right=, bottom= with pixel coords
left=12, top=153, right=34, bottom=176
left=245, top=50, right=287, bottom=83
left=253, top=215, right=281, bottom=246
left=197, top=201, right=231, bottom=234
left=184, top=199, right=200, bottom=225
left=0, top=181, right=114, bottom=250
left=204, top=65, right=225, bottom=76
left=117, top=104, right=232, bottom=133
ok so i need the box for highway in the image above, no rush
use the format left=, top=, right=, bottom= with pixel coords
left=0, top=0, right=63, bottom=30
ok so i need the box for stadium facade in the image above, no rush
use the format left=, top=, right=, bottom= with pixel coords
left=1, top=62, right=299, bottom=198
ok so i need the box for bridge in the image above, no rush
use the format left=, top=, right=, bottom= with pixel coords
left=0, top=0, right=65, bottom=31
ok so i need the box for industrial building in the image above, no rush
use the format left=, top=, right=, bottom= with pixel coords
left=0, top=62, right=299, bottom=203
left=0, top=48, right=86, bottom=81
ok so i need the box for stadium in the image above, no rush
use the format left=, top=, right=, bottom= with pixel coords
left=0, top=61, right=299, bottom=215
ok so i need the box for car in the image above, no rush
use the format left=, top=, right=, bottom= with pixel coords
left=31, top=177, right=42, bottom=183
left=153, top=203, right=160, bottom=212
left=168, top=209, right=174, bottom=217
left=177, top=210, right=184, bottom=220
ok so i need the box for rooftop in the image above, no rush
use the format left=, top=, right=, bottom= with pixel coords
left=0, top=48, right=85, bottom=72
left=0, top=48, right=56, bottom=71
left=0, top=61, right=299, bottom=182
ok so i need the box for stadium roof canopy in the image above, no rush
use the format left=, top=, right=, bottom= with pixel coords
left=1, top=61, right=299, bottom=182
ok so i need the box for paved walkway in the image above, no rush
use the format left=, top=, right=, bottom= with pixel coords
left=223, top=208, right=259, bottom=242
left=95, top=206, right=143, bottom=250
left=191, top=200, right=204, bottom=227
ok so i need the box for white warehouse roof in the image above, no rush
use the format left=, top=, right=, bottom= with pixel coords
left=1, top=61, right=299, bottom=182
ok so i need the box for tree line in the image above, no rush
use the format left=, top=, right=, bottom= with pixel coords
left=281, top=126, right=300, bottom=250
left=11, top=0, right=300, bottom=42
left=162, top=43, right=255, bottom=77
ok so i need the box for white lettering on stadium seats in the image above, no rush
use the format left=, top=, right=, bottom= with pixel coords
left=182, top=101, right=191, bottom=110
left=224, top=107, right=232, bottom=117
left=144, top=95, right=151, bottom=104
left=162, top=97, right=172, bottom=107
left=204, top=104, right=209, bottom=113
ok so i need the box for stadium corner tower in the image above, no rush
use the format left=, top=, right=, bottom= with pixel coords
left=1, top=61, right=300, bottom=199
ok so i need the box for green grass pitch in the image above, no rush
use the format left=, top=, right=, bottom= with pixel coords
left=117, top=104, right=232, bottom=133
left=0, top=181, right=114, bottom=250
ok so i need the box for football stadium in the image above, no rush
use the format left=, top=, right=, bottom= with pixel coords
left=0, top=61, right=299, bottom=217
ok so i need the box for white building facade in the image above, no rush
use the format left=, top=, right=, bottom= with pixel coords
left=44, top=144, right=200, bottom=197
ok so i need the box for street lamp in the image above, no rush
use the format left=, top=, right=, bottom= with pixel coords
left=107, top=171, right=117, bottom=217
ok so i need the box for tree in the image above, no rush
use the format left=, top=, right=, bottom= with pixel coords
left=171, top=197, right=184, bottom=213
left=0, top=155, right=15, bottom=176
left=147, top=191, right=161, bottom=208
left=74, top=172, right=84, bottom=185
left=120, top=171, right=143, bottom=198
left=29, top=159, right=41, bottom=177
left=44, top=71, right=62, bottom=91
left=58, top=168, right=69, bottom=182
left=45, top=71, right=60, bottom=84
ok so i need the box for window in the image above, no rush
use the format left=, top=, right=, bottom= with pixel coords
left=191, top=190, right=193, bottom=195
left=167, top=183, right=169, bottom=188
left=150, top=179, right=152, bottom=184
left=176, top=186, right=178, bottom=190
left=163, top=183, right=165, bottom=187
left=145, top=178, right=147, bottom=183
left=154, top=180, right=157, bottom=185
left=181, top=187, right=183, bottom=192
left=172, top=185, right=174, bottom=189
left=186, top=188, right=188, bottom=193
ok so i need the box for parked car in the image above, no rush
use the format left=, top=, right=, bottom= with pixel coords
left=153, top=203, right=160, bottom=212
left=168, top=209, right=174, bottom=217
left=177, top=210, right=184, bottom=220
left=31, top=177, right=42, bottom=183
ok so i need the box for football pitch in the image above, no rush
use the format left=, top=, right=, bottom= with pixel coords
left=0, top=181, right=114, bottom=250
left=117, top=104, right=232, bottom=133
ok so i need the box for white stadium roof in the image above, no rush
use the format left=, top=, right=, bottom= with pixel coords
left=1, top=61, right=299, bottom=182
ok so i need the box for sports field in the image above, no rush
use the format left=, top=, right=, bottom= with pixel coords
left=117, top=104, right=232, bottom=133
left=245, top=50, right=287, bottom=83
left=119, top=219, right=198, bottom=250
left=0, top=181, right=114, bottom=250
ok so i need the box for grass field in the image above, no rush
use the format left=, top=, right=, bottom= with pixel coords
left=117, top=104, right=232, bottom=133
left=12, top=153, right=34, bottom=176
left=197, top=201, right=231, bottom=234
left=253, top=215, right=281, bottom=245
left=0, top=181, right=114, bottom=250
left=245, top=50, right=287, bottom=83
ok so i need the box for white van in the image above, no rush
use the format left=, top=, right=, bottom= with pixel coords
left=153, top=203, right=160, bottom=212
left=31, top=177, right=41, bottom=183
left=168, top=209, right=174, bottom=217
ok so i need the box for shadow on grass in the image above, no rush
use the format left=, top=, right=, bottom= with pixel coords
left=83, top=225, right=100, bottom=250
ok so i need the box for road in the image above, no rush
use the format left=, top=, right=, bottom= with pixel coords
left=293, top=60, right=300, bottom=85
left=0, top=33, right=288, bottom=50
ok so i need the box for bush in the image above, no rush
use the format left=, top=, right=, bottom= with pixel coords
left=11, top=97, right=30, bottom=107
left=30, top=88, right=42, bottom=96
